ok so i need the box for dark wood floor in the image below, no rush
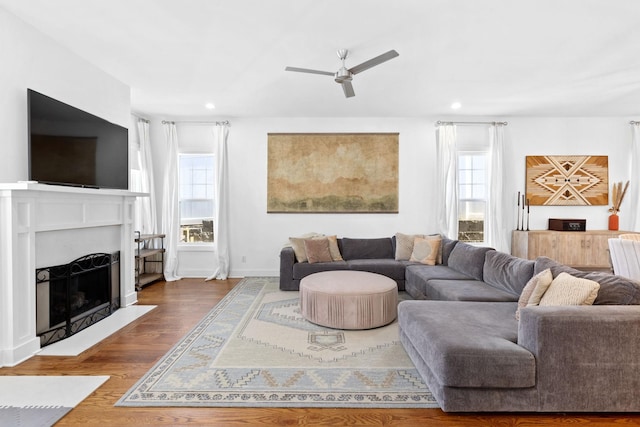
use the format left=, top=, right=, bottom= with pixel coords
left=2, top=278, right=640, bottom=426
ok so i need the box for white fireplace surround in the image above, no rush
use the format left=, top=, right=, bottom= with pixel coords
left=0, top=182, right=144, bottom=367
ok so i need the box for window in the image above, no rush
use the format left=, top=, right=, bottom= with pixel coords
left=179, top=154, right=215, bottom=243
left=458, top=151, right=488, bottom=243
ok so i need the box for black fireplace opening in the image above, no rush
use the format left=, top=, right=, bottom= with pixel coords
left=36, top=252, right=120, bottom=347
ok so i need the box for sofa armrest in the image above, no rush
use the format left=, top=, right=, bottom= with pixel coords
left=518, top=305, right=640, bottom=411
left=279, top=247, right=297, bottom=290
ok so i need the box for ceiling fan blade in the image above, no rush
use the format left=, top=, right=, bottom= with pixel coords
left=285, top=66, right=334, bottom=76
left=348, top=50, right=399, bottom=75
left=342, top=81, right=355, bottom=98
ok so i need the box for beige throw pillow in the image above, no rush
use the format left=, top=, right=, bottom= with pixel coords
left=304, top=238, right=333, bottom=264
left=395, top=232, right=424, bottom=260
left=516, top=268, right=552, bottom=320
left=289, top=237, right=310, bottom=262
left=539, top=272, right=600, bottom=306
left=410, top=236, right=441, bottom=265
left=289, top=234, right=342, bottom=263
left=326, top=235, right=343, bottom=261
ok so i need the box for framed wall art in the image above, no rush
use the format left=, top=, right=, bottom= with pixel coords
left=267, top=133, right=399, bottom=213
left=525, top=155, right=608, bottom=206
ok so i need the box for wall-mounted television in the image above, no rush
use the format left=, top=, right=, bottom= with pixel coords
left=28, top=89, right=129, bottom=190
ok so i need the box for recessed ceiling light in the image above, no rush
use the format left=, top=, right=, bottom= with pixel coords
left=205, top=102, right=215, bottom=110
left=451, top=101, right=462, bottom=110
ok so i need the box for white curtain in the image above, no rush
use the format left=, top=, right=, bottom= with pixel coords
left=628, top=122, right=640, bottom=231
left=486, top=123, right=509, bottom=252
left=161, top=122, right=182, bottom=282
left=435, top=124, right=458, bottom=239
left=136, top=119, right=158, bottom=235
left=206, top=123, right=231, bottom=281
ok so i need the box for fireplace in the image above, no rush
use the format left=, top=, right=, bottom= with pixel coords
left=0, top=183, right=139, bottom=367
left=36, top=252, right=121, bottom=346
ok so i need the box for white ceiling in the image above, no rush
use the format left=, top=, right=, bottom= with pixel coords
left=2, top=0, right=640, bottom=119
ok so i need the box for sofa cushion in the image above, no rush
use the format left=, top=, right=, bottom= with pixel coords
left=304, top=238, right=332, bottom=263
left=398, top=300, right=536, bottom=388
left=441, top=238, right=458, bottom=265
left=534, top=256, right=640, bottom=305
left=347, top=259, right=406, bottom=281
left=539, top=272, right=600, bottom=306
left=483, top=251, right=535, bottom=296
left=425, top=279, right=519, bottom=302
left=447, top=243, right=494, bottom=281
left=292, top=261, right=349, bottom=279
left=405, top=265, right=474, bottom=299
left=340, top=237, right=394, bottom=260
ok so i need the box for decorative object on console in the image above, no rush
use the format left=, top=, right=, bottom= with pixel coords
left=267, top=133, right=399, bottom=213
left=548, top=218, right=586, bottom=232
left=608, top=180, right=629, bottom=231
left=525, top=155, right=608, bottom=206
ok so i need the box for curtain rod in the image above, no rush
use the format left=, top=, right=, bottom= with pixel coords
left=435, top=120, right=508, bottom=127
left=162, top=120, right=231, bottom=126
left=132, top=113, right=149, bottom=123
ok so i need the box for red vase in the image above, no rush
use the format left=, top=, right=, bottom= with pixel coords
left=609, top=213, right=619, bottom=231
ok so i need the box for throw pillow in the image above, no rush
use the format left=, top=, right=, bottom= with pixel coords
left=409, top=236, right=441, bottom=265
left=304, top=238, right=333, bottom=264
left=525, top=269, right=555, bottom=307
left=326, top=235, right=343, bottom=261
left=396, top=233, right=424, bottom=260
left=516, top=268, right=552, bottom=320
left=539, top=272, right=600, bottom=306
left=289, top=237, right=309, bottom=263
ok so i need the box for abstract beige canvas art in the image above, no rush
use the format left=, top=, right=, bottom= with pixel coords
left=267, top=133, right=399, bottom=213
left=525, top=155, right=608, bottom=206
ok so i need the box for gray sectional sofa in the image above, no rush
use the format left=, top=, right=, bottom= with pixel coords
left=279, top=236, right=640, bottom=412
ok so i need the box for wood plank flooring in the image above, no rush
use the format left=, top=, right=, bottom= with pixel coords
left=2, top=278, right=640, bottom=426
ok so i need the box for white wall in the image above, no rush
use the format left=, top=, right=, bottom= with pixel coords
left=148, top=115, right=636, bottom=278
left=0, top=7, right=130, bottom=184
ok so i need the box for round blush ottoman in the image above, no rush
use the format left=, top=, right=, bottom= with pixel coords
left=299, top=270, right=398, bottom=330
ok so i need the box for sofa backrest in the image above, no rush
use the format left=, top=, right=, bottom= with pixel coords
left=534, top=256, right=640, bottom=305
left=338, top=237, right=394, bottom=260
left=441, top=238, right=458, bottom=266
left=447, top=242, right=494, bottom=281
left=483, top=250, right=535, bottom=296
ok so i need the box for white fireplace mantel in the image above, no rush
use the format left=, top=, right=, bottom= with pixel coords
left=0, top=182, right=145, bottom=367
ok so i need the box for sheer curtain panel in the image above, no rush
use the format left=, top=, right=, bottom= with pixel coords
left=435, top=124, right=458, bottom=239
left=486, top=123, right=509, bottom=252
left=161, top=122, right=182, bottom=282
left=628, top=122, right=640, bottom=231
left=137, top=119, right=158, bottom=235
left=206, top=123, right=231, bottom=281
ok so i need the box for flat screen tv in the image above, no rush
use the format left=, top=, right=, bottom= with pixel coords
left=28, top=89, right=129, bottom=190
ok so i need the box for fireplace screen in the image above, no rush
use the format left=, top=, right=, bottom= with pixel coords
left=36, top=252, right=120, bottom=347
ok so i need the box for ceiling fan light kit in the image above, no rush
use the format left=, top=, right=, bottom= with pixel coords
left=285, top=48, right=399, bottom=98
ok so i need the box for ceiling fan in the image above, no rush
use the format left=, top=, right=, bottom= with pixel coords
left=285, top=49, right=399, bottom=98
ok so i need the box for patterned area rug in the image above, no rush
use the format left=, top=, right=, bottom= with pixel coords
left=117, top=277, right=438, bottom=408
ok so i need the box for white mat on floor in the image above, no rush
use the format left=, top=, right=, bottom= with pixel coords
left=0, top=376, right=109, bottom=407
left=0, top=376, right=109, bottom=427
left=38, top=305, right=156, bottom=356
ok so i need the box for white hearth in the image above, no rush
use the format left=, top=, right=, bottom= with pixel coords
left=0, top=182, right=143, bottom=367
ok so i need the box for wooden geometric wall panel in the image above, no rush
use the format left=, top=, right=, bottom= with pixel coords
left=525, top=155, right=608, bottom=206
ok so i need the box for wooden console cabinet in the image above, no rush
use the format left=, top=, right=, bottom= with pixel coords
left=511, top=230, right=639, bottom=271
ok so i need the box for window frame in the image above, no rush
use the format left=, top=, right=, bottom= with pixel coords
left=457, top=149, right=489, bottom=245
left=178, top=152, right=215, bottom=247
